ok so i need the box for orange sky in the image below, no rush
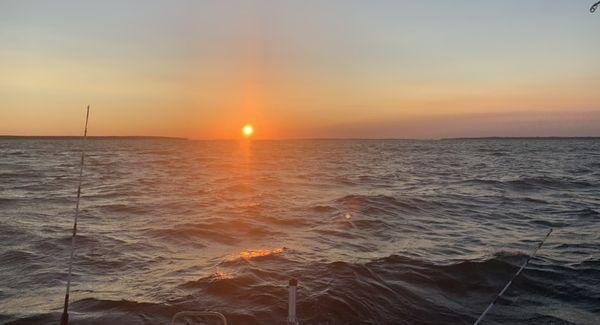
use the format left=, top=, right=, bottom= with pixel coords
left=1, top=1, right=599, bottom=139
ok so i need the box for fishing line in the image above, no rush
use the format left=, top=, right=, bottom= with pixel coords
left=473, top=228, right=553, bottom=325
left=60, top=106, right=90, bottom=325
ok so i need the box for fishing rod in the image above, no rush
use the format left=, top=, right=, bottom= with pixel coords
left=473, top=228, right=553, bottom=325
left=60, top=106, right=90, bottom=325
left=592, top=1, right=600, bottom=13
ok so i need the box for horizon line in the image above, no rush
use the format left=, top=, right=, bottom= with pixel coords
left=2, top=135, right=600, bottom=141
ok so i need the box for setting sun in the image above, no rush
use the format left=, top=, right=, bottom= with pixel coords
left=242, top=124, right=254, bottom=138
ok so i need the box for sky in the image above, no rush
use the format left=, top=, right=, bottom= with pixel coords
left=1, top=0, right=599, bottom=139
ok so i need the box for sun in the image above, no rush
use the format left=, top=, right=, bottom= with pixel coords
left=242, top=123, right=254, bottom=138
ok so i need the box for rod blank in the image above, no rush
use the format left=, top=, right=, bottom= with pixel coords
left=473, top=228, right=552, bottom=325
left=60, top=106, right=90, bottom=325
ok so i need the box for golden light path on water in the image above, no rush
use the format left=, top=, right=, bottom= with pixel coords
left=238, top=247, right=284, bottom=260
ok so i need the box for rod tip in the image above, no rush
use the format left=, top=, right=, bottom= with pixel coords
left=289, top=278, right=298, bottom=286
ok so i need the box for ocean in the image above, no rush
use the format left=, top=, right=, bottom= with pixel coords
left=0, top=137, right=599, bottom=324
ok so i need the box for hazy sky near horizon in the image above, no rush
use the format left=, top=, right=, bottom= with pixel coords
left=1, top=0, right=599, bottom=139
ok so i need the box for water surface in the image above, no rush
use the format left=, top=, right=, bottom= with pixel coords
left=1, top=138, right=599, bottom=324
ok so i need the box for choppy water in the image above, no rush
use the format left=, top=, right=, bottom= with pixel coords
left=1, top=137, right=599, bottom=325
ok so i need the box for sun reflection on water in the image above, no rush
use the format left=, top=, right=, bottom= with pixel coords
left=237, top=247, right=284, bottom=260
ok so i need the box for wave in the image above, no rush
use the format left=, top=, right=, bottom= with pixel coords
left=98, top=203, right=150, bottom=214
left=507, top=177, right=594, bottom=190
left=564, top=208, right=599, bottom=219
left=310, top=205, right=338, bottom=213
left=148, top=220, right=280, bottom=246
left=335, top=194, right=422, bottom=214
left=3, top=252, right=597, bottom=324
left=461, top=176, right=595, bottom=191
left=2, top=298, right=176, bottom=325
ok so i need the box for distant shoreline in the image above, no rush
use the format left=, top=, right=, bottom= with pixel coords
left=440, top=136, right=600, bottom=140
left=0, top=135, right=188, bottom=140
